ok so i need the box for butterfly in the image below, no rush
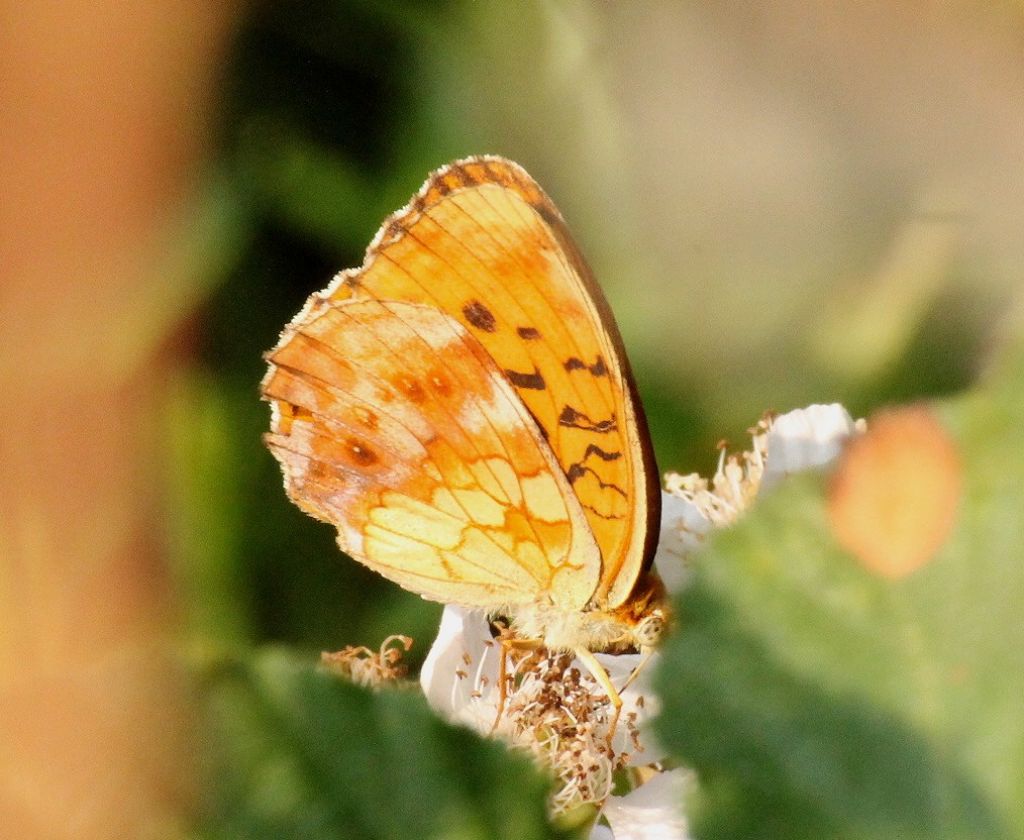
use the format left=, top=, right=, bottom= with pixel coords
left=261, top=156, right=667, bottom=719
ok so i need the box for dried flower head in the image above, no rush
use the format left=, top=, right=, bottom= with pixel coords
left=321, top=634, right=412, bottom=688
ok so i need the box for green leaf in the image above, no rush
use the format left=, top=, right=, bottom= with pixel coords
left=655, top=357, right=1024, bottom=839
left=198, top=648, right=575, bottom=840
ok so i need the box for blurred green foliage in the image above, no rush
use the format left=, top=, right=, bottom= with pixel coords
left=198, top=648, right=574, bottom=840
left=172, top=2, right=1021, bottom=837
left=654, top=346, right=1024, bottom=838
left=176, top=380, right=579, bottom=839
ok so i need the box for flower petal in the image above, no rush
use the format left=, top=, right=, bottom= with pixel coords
left=653, top=491, right=709, bottom=592
left=420, top=605, right=500, bottom=730
left=600, top=768, right=694, bottom=840
left=763, top=403, right=859, bottom=488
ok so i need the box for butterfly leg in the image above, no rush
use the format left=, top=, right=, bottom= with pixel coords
left=491, top=637, right=511, bottom=734
left=574, top=647, right=623, bottom=746
left=491, top=635, right=544, bottom=735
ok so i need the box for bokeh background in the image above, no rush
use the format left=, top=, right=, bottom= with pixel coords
left=3, top=2, right=1022, bottom=837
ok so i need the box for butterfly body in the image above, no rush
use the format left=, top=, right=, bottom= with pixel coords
left=263, top=156, right=666, bottom=668
left=511, top=569, right=667, bottom=654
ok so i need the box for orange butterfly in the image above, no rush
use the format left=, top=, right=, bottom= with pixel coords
left=261, top=156, right=666, bottom=716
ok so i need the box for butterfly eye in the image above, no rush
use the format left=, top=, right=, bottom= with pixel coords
left=634, top=612, right=665, bottom=648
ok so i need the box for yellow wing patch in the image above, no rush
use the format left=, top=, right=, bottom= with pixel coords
left=263, top=297, right=602, bottom=610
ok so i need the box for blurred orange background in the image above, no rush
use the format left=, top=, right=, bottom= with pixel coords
left=1, top=4, right=236, bottom=838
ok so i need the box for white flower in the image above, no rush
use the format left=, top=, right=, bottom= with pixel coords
left=419, top=605, right=504, bottom=734
left=420, top=604, right=664, bottom=812
left=760, top=403, right=862, bottom=489
left=419, top=404, right=860, bottom=837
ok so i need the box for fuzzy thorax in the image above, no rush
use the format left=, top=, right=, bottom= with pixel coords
left=510, top=570, right=668, bottom=653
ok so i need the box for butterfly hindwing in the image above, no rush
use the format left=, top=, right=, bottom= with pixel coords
left=263, top=297, right=602, bottom=610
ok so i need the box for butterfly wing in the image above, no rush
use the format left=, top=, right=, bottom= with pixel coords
left=263, top=297, right=602, bottom=610
left=321, top=157, right=660, bottom=608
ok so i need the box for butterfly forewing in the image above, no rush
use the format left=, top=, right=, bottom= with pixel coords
left=322, top=157, right=659, bottom=608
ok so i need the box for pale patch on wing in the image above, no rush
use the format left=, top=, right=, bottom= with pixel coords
left=521, top=472, right=569, bottom=523
left=487, top=457, right=523, bottom=508
left=467, top=454, right=508, bottom=504
left=370, top=493, right=465, bottom=548
left=430, top=487, right=465, bottom=519
left=450, top=488, right=506, bottom=526
left=454, top=387, right=519, bottom=439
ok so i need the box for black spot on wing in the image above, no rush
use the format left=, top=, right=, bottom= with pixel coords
left=565, top=443, right=624, bottom=492
left=565, top=463, right=586, bottom=484
left=462, top=300, right=497, bottom=332
left=517, top=326, right=541, bottom=340
left=580, top=443, right=621, bottom=462
left=504, top=367, right=546, bottom=390
left=558, top=406, right=617, bottom=433
left=565, top=463, right=627, bottom=498
left=564, top=355, right=608, bottom=377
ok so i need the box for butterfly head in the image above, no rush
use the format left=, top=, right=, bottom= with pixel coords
left=633, top=608, right=666, bottom=650
left=611, top=569, right=670, bottom=651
